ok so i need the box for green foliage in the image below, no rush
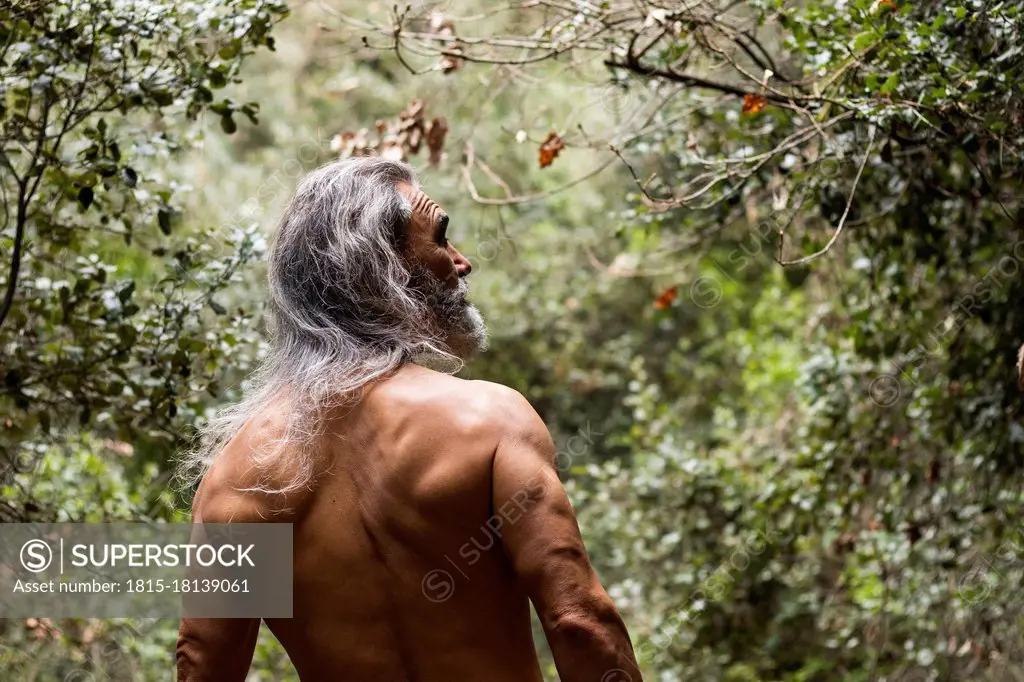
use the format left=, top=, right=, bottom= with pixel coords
left=363, top=0, right=1024, bottom=678
left=4, top=0, right=1024, bottom=680
left=0, top=0, right=287, bottom=500
left=0, top=5, right=288, bottom=675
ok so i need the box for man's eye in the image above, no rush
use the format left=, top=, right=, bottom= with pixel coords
left=437, top=214, right=450, bottom=247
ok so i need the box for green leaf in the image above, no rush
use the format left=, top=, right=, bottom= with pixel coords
left=209, top=69, right=228, bottom=89
left=78, top=186, right=93, bottom=209
left=121, top=167, right=138, bottom=187
left=241, top=102, right=260, bottom=125
left=117, top=281, right=136, bottom=304
left=853, top=32, right=875, bottom=50
left=158, top=208, right=173, bottom=235
left=151, top=90, right=174, bottom=106
left=220, top=113, right=237, bottom=134
left=218, top=43, right=239, bottom=59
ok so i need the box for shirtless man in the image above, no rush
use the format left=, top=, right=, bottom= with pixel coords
left=176, top=157, right=642, bottom=682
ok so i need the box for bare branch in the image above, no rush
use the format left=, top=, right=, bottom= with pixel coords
left=779, top=124, right=877, bottom=267
left=461, top=141, right=615, bottom=205
left=605, top=57, right=751, bottom=99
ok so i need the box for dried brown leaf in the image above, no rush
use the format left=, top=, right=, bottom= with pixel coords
left=426, top=117, right=448, bottom=166
left=742, top=93, right=767, bottom=115
left=538, top=131, right=565, bottom=168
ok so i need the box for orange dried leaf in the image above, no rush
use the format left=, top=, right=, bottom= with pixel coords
left=538, top=132, right=565, bottom=168
left=653, top=286, right=677, bottom=310
left=742, top=94, right=767, bottom=115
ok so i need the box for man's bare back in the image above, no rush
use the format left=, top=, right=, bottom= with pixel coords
left=178, top=365, right=639, bottom=681
left=176, top=158, right=640, bottom=681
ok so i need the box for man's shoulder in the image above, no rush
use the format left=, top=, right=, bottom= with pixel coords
left=441, top=378, right=552, bottom=456
left=422, top=374, right=542, bottom=433
left=193, top=403, right=312, bottom=522
left=377, top=367, right=548, bottom=446
left=465, top=379, right=545, bottom=432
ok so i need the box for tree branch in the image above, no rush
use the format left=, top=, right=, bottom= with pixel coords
left=604, top=57, right=753, bottom=100
left=779, top=124, right=877, bottom=266
left=0, top=187, right=28, bottom=330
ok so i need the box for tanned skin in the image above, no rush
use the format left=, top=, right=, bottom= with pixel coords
left=176, top=182, right=642, bottom=682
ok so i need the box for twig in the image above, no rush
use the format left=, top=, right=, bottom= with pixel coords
left=461, top=141, right=616, bottom=205
left=779, top=124, right=877, bottom=266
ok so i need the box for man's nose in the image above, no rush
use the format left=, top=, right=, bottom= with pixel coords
left=450, top=246, right=472, bottom=277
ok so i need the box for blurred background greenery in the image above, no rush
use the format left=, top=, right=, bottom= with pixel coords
left=2, top=0, right=1024, bottom=679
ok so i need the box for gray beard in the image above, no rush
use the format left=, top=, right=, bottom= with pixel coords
left=407, top=263, right=488, bottom=361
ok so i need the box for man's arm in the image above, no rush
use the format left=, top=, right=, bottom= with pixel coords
left=177, top=617, right=259, bottom=682
left=176, top=488, right=260, bottom=681
left=490, top=388, right=642, bottom=682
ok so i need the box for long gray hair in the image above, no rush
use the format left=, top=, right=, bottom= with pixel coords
left=177, top=157, right=465, bottom=497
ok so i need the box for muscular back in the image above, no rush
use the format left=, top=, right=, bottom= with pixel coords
left=177, top=364, right=640, bottom=682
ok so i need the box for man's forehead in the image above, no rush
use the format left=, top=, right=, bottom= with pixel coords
left=398, top=181, right=443, bottom=217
